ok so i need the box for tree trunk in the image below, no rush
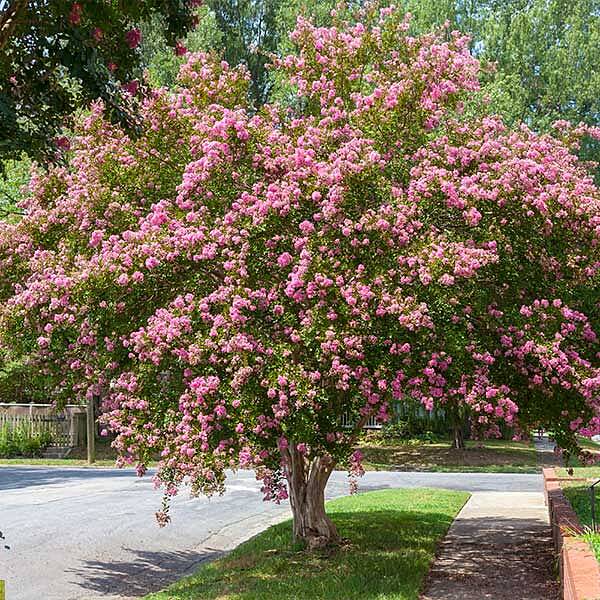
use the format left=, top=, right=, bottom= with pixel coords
left=452, top=422, right=465, bottom=450
left=448, top=404, right=467, bottom=450
left=284, top=446, right=339, bottom=548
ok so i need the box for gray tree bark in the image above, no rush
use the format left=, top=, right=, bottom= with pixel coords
left=452, top=421, right=466, bottom=450
left=282, top=446, right=339, bottom=548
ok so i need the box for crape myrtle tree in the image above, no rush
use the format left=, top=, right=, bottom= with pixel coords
left=1, top=4, right=600, bottom=545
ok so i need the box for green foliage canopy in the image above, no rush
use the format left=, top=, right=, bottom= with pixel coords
left=0, top=0, right=198, bottom=164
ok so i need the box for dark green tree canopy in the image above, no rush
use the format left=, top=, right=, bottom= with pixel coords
left=0, top=0, right=198, bottom=164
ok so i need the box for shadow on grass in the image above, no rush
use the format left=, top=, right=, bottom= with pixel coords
left=142, top=506, right=459, bottom=600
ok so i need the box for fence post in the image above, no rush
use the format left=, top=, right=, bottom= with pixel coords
left=86, top=396, right=95, bottom=465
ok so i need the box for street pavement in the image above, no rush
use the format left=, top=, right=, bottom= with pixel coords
left=0, top=467, right=543, bottom=600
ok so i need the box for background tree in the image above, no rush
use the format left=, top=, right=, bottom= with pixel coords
left=402, top=0, right=600, bottom=165
left=146, top=0, right=600, bottom=159
left=1, top=5, right=599, bottom=546
left=0, top=0, right=199, bottom=165
left=140, top=5, right=224, bottom=90
left=205, top=0, right=284, bottom=105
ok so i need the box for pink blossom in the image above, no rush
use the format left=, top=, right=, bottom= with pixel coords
left=125, top=28, right=142, bottom=49
left=299, top=220, right=315, bottom=234
left=145, top=257, right=160, bottom=269
left=54, top=136, right=71, bottom=151
left=122, top=80, right=139, bottom=95
left=68, top=3, right=82, bottom=26
left=277, top=252, right=293, bottom=267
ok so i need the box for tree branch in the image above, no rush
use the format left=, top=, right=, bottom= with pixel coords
left=0, top=0, right=28, bottom=51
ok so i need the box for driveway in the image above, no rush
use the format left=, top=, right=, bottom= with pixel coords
left=0, top=467, right=542, bottom=600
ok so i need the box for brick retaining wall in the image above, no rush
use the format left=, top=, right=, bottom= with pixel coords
left=543, top=467, right=600, bottom=600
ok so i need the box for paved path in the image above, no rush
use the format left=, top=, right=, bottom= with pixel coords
left=421, top=437, right=560, bottom=599
left=421, top=492, right=559, bottom=599
left=533, top=434, right=561, bottom=466
left=0, top=467, right=541, bottom=600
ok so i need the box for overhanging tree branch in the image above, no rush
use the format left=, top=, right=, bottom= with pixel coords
left=0, top=0, right=28, bottom=51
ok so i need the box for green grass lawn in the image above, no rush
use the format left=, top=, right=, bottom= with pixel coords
left=559, top=466, right=600, bottom=563
left=577, top=437, right=600, bottom=452
left=557, top=437, right=600, bottom=468
left=358, top=437, right=543, bottom=473
left=557, top=466, right=600, bottom=478
left=547, top=448, right=600, bottom=565
left=562, top=483, right=600, bottom=563
left=144, top=488, right=469, bottom=600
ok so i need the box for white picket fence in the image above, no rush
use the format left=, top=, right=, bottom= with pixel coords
left=0, top=412, right=76, bottom=447
left=340, top=413, right=382, bottom=430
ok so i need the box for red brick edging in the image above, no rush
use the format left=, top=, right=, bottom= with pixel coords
left=543, top=467, right=600, bottom=600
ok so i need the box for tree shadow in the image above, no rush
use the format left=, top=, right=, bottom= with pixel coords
left=67, top=547, right=223, bottom=597
left=0, top=466, right=143, bottom=491
left=422, top=515, right=560, bottom=600
left=143, top=508, right=462, bottom=600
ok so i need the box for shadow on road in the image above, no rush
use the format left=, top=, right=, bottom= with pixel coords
left=67, top=547, right=222, bottom=597
left=0, top=466, right=141, bottom=491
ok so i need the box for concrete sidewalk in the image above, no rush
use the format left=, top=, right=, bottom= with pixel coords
left=421, top=491, right=559, bottom=599
left=421, top=436, right=561, bottom=600
left=533, top=434, right=561, bottom=466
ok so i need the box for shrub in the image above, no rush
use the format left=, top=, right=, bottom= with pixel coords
left=0, top=423, right=53, bottom=458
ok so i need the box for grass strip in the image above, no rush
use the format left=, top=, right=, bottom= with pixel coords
left=144, top=487, right=469, bottom=600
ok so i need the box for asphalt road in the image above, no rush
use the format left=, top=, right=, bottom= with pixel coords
left=0, top=467, right=542, bottom=600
